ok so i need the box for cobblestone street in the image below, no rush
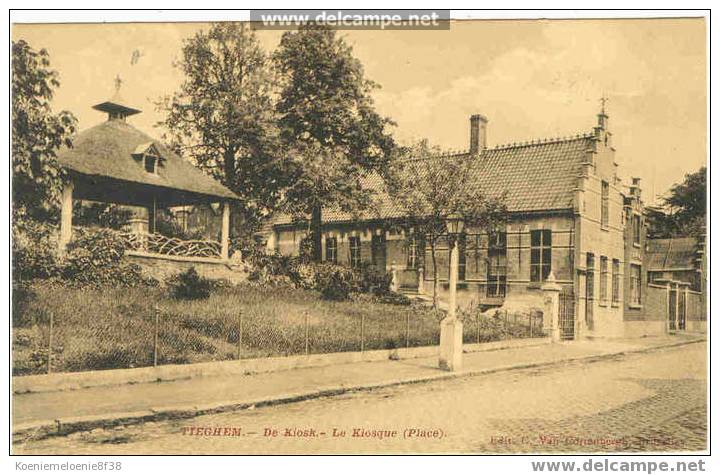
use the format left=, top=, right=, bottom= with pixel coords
left=14, top=342, right=706, bottom=455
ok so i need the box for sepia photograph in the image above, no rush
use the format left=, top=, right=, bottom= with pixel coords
left=8, top=8, right=709, bottom=465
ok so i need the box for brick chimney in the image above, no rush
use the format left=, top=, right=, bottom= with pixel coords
left=469, top=114, right=488, bottom=154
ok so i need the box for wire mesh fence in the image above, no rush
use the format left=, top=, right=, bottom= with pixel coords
left=12, top=285, right=546, bottom=376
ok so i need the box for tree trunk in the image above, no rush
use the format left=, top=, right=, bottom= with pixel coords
left=223, top=150, right=237, bottom=240
left=430, top=240, right=438, bottom=309
left=311, top=205, right=323, bottom=262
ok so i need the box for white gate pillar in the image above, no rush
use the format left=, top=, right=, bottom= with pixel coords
left=542, top=272, right=562, bottom=342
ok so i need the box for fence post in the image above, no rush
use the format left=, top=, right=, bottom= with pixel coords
left=47, top=311, right=54, bottom=374
left=304, top=311, right=310, bottom=356
left=153, top=306, right=159, bottom=367
left=237, top=311, right=243, bottom=360
left=476, top=313, right=480, bottom=344
left=360, top=313, right=365, bottom=353
left=405, top=312, right=410, bottom=348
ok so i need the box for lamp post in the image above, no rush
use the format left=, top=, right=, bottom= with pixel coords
left=439, top=212, right=464, bottom=371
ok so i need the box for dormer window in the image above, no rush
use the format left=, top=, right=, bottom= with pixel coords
left=132, top=142, right=162, bottom=175
left=144, top=155, right=157, bottom=174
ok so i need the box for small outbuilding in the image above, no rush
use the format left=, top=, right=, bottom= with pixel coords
left=57, top=81, right=240, bottom=263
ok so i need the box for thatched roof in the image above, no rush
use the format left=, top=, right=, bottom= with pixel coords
left=58, top=119, right=239, bottom=202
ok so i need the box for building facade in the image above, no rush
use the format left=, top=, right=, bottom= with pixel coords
left=269, top=109, right=706, bottom=338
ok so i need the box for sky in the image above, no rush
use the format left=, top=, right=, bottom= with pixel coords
left=12, top=18, right=707, bottom=202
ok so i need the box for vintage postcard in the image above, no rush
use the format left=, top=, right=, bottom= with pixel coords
left=9, top=9, right=709, bottom=465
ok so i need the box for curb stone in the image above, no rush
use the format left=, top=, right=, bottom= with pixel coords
left=12, top=337, right=705, bottom=444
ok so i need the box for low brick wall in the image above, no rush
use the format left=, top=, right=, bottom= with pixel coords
left=13, top=337, right=550, bottom=394
left=125, top=252, right=247, bottom=284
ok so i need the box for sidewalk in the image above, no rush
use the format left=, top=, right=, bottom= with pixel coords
left=12, top=334, right=704, bottom=440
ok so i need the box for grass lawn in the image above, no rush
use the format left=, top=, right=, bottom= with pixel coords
left=12, top=282, right=541, bottom=376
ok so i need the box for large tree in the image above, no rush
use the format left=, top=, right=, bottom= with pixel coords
left=647, top=166, right=706, bottom=239
left=12, top=40, right=77, bottom=222
left=156, top=23, right=284, bottom=236
left=385, top=140, right=507, bottom=307
left=273, top=24, right=395, bottom=261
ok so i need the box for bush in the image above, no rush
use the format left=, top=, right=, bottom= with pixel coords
left=357, top=264, right=393, bottom=295
left=312, top=264, right=357, bottom=300
left=12, top=219, right=156, bottom=288
left=167, top=267, right=213, bottom=300
left=244, top=250, right=392, bottom=300
left=373, top=291, right=411, bottom=306
left=287, top=262, right=321, bottom=289
left=61, top=227, right=156, bottom=288
left=246, top=251, right=298, bottom=286
left=63, top=228, right=124, bottom=276
left=12, top=281, right=36, bottom=327
left=12, top=219, right=60, bottom=280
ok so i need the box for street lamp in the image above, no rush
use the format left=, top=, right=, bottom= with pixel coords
left=439, top=212, right=465, bottom=371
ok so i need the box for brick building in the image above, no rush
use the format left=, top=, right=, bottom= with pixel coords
left=269, top=108, right=706, bottom=338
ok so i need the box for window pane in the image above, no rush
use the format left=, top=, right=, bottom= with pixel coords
left=542, top=263, right=551, bottom=280
left=542, top=229, right=552, bottom=246
left=531, top=265, right=540, bottom=282
left=530, top=230, right=540, bottom=246
left=531, top=248, right=540, bottom=264
left=542, top=248, right=552, bottom=266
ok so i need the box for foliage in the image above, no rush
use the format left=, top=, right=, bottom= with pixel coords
left=156, top=23, right=286, bottom=233
left=12, top=40, right=77, bottom=221
left=385, top=140, right=508, bottom=306
left=12, top=281, right=36, bottom=328
left=370, top=291, right=412, bottom=306
left=274, top=24, right=396, bottom=261
left=246, top=251, right=297, bottom=286
left=12, top=218, right=155, bottom=287
left=64, top=227, right=125, bottom=267
left=72, top=201, right=133, bottom=230
left=63, top=228, right=156, bottom=287
left=356, top=263, right=392, bottom=295
left=167, top=267, right=213, bottom=300
left=312, top=264, right=357, bottom=300
left=647, top=167, right=706, bottom=239
left=12, top=218, right=61, bottom=280
left=246, top=249, right=396, bottom=301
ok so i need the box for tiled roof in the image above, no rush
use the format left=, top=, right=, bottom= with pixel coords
left=646, top=237, right=700, bottom=271
left=58, top=120, right=239, bottom=201
left=273, top=134, right=594, bottom=226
